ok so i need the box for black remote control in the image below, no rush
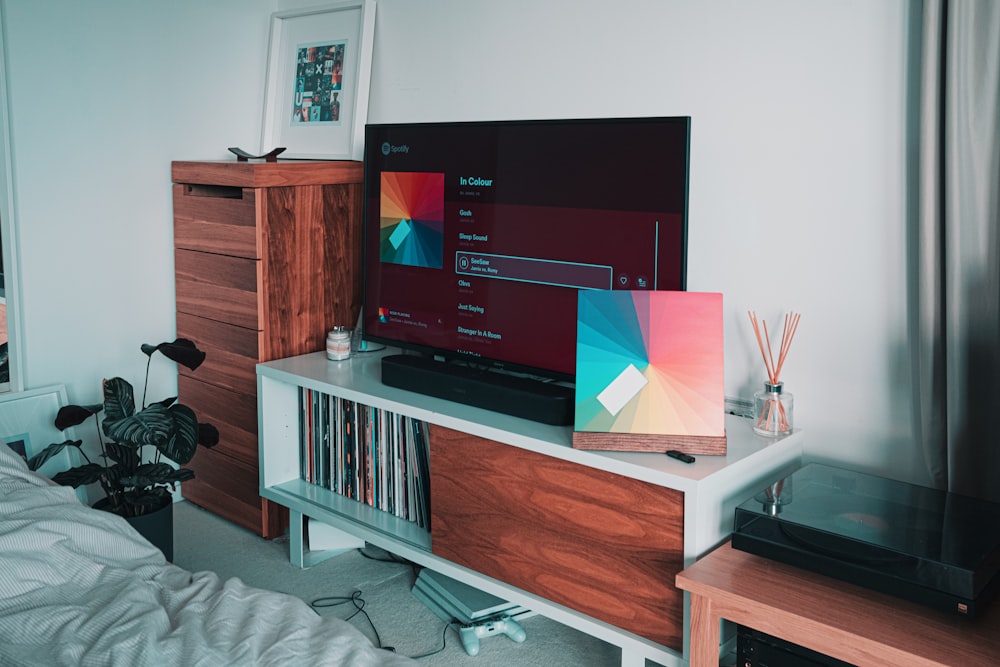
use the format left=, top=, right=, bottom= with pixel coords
left=666, top=449, right=696, bottom=464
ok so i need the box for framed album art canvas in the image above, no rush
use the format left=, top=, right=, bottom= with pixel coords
left=573, top=290, right=727, bottom=455
left=261, top=0, right=376, bottom=160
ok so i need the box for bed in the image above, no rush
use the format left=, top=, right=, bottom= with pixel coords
left=0, top=443, right=417, bottom=666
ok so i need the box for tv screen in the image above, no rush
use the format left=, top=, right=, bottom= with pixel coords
left=361, top=116, right=690, bottom=386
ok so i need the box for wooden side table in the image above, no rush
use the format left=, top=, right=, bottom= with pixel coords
left=676, top=540, right=998, bottom=667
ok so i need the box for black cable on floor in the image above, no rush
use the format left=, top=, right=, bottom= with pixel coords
left=309, top=589, right=459, bottom=660
left=310, top=547, right=460, bottom=658
left=310, top=590, right=385, bottom=649
left=408, top=620, right=456, bottom=660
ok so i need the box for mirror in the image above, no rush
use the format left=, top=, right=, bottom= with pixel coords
left=0, top=16, right=20, bottom=394
left=0, top=231, right=7, bottom=387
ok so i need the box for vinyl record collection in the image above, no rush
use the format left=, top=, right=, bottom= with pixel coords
left=299, top=388, right=431, bottom=528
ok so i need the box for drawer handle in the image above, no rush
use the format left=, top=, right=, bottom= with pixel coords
left=185, top=184, right=243, bottom=199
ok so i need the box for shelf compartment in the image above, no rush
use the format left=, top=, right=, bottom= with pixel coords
left=264, top=478, right=431, bottom=552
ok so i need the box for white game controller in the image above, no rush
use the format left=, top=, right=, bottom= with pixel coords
left=458, top=615, right=527, bottom=656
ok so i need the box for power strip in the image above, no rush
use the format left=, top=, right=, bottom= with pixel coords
left=724, top=397, right=754, bottom=419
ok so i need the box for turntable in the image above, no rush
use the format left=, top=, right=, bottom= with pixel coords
left=732, top=463, right=1000, bottom=618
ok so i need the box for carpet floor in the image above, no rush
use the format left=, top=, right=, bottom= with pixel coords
left=171, top=500, right=625, bottom=666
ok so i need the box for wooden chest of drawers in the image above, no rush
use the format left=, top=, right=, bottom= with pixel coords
left=172, top=160, right=363, bottom=537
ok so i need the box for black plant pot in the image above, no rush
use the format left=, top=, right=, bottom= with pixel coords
left=95, top=498, right=174, bottom=562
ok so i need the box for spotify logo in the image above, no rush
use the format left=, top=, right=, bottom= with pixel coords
left=381, top=142, right=410, bottom=155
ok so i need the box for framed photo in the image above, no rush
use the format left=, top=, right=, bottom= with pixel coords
left=261, top=0, right=377, bottom=160
left=0, top=384, right=88, bottom=503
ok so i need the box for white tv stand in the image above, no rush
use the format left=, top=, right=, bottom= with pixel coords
left=257, top=350, right=803, bottom=667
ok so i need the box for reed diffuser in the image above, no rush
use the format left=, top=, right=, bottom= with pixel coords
left=748, top=310, right=800, bottom=436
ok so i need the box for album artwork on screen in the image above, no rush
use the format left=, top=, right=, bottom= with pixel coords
left=362, top=117, right=691, bottom=383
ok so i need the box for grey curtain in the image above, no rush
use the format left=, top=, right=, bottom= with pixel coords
left=912, top=0, right=1000, bottom=502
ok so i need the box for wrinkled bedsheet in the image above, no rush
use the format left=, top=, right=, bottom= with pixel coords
left=0, top=444, right=416, bottom=667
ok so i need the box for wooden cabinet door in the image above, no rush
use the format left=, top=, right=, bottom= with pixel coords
left=429, top=424, right=686, bottom=649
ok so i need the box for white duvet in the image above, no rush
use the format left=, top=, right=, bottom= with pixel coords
left=0, top=444, right=416, bottom=667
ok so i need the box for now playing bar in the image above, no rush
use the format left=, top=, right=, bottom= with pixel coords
left=455, top=252, right=614, bottom=290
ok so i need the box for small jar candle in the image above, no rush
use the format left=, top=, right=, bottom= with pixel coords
left=753, top=381, right=793, bottom=436
left=326, top=327, right=351, bottom=361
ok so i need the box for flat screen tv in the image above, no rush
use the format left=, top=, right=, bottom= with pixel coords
left=361, top=116, right=690, bottom=424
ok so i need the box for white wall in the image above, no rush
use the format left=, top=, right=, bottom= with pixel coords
left=2, top=0, right=273, bottom=408
left=4, top=0, right=924, bottom=485
left=366, top=0, right=919, bottom=483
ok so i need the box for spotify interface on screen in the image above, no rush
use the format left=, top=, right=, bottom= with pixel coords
left=364, top=119, right=688, bottom=378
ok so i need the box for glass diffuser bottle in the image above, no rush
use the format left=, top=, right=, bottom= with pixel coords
left=753, top=380, right=793, bottom=436
left=748, top=310, right=801, bottom=438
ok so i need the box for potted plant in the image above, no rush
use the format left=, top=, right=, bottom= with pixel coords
left=27, top=338, right=219, bottom=560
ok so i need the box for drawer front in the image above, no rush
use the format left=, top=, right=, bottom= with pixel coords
left=183, top=472, right=286, bottom=539
left=182, top=446, right=265, bottom=535
left=178, top=375, right=257, bottom=467
left=177, top=312, right=259, bottom=396
left=184, top=446, right=259, bottom=507
left=173, top=183, right=259, bottom=259
left=429, top=425, right=685, bottom=649
left=175, top=248, right=260, bottom=330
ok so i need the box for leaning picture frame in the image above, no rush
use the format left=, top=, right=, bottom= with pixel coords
left=0, top=384, right=88, bottom=503
left=261, top=0, right=377, bottom=160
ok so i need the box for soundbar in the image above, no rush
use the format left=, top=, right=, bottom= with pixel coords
left=380, top=354, right=574, bottom=426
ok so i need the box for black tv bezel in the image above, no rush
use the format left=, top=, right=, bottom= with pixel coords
left=360, top=115, right=691, bottom=384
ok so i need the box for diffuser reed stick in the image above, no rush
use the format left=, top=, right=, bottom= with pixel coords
left=748, top=310, right=800, bottom=434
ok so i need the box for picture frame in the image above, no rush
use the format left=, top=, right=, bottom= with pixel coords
left=0, top=384, right=87, bottom=502
left=261, top=0, right=377, bottom=161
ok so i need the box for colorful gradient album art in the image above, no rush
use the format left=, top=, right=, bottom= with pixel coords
left=380, top=171, right=445, bottom=269
left=574, top=290, right=725, bottom=437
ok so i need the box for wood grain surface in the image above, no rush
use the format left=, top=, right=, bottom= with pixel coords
left=572, top=430, right=728, bottom=455
left=430, top=424, right=686, bottom=648
left=677, top=541, right=1000, bottom=667
left=171, top=160, right=363, bottom=188
left=172, top=160, right=362, bottom=538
